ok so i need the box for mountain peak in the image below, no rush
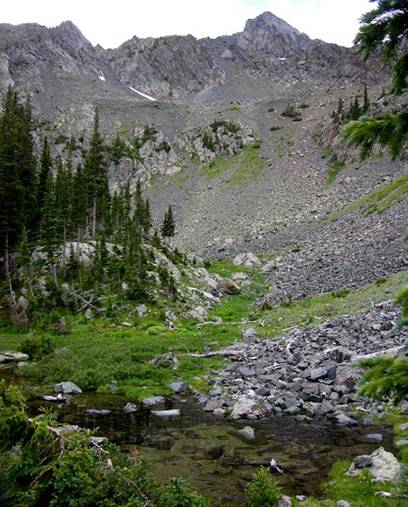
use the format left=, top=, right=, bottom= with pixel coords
left=244, top=11, right=302, bottom=39
left=237, top=11, right=309, bottom=54
left=52, top=20, right=90, bottom=47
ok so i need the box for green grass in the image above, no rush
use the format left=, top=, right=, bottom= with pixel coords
left=329, top=171, right=408, bottom=220
left=226, top=104, right=241, bottom=112
left=327, top=161, right=346, bottom=184
left=1, top=261, right=407, bottom=404
left=200, top=142, right=265, bottom=187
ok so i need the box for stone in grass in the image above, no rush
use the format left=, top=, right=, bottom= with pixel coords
left=348, top=447, right=402, bottom=483
left=395, top=439, right=408, bottom=447
left=54, top=381, right=82, bottom=395
left=169, top=381, right=189, bottom=394
left=336, top=501, right=351, bottom=507
left=151, top=409, right=180, bottom=418
left=237, top=426, right=255, bottom=441
left=398, top=422, right=408, bottom=432
left=277, top=496, right=292, bottom=507
left=142, top=396, right=165, bottom=407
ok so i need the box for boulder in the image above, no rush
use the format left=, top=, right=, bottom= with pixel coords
left=54, top=381, right=82, bottom=395
left=123, top=402, right=138, bottom=414
left=0, top=351, right=29, bottom=363
left=169, top=381, right=189, bottom=394
left=241, top=328, right=258, bottom=341
left=189, top=306, right=208, bottom=322
left=151, top=409, right=180, bottom=418
left=348, top=447, right=402, bottom=483
left=142, top=396, right=165, bottom=407
left=137, top=304, right=148, bottom=318
left=238, top=426, right=255, bottom=440
left=231, top=394, right=271, bottom=419
left=218, top=279, right=241, bottom=295
left=233, top=252, right=262, bottom=268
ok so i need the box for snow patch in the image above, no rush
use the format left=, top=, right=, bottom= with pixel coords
left=99, top=75, right=106, bottom=82
left=278, top=57, right=287, bottom=61
left=128, top=86, right=156, bottom=102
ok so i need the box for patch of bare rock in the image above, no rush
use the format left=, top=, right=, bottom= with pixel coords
left=196, top=301, right=407, bottom=422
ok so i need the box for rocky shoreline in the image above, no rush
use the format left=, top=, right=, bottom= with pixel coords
left=195, top=301, right=407, bottom=424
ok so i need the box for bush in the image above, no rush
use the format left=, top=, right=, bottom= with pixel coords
left=246, top=467, right=282, bottom=507
left=20, top=334, right=54, bottom=360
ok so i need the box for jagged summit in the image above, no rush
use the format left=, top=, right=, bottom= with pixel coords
left=51, top=20, right=91, bottom=48
left=244, top=11, right=302, bottom=39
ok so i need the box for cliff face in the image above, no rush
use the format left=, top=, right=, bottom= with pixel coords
left=0, top=11, right=381, bottom=118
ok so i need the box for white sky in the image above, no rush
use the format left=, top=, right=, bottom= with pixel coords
left=1, top=0, right=373, bottom=49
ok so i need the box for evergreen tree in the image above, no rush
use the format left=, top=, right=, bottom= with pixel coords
left=161, top=205, right=175, bottom=242
left=0, top=88, right=25, bottom=276
left=143, top=198, right=152, bottom=235
left=363, top=84, right=370, bottom=113
left=37, top=136, right=53, bottom=226
left=17, top=96, right=37, bottom=235
left=133, top=179, right=145, bottom=229
left=84, top=107, right=110, bottom=238
left=40, top=172, right=59, bottom=260
left=344, top=0, right=408, bottom=158
left=71, top=163, right=87, bottom=236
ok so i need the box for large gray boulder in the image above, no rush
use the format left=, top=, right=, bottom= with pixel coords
left=54, top=381, right=82, bottom=395
left=231, top=394, right=272, bottom=419
left=348, top=447, right=403, bottom=483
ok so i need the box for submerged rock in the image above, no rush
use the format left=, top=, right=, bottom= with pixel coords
left=85, top=409, right=111, bottom=417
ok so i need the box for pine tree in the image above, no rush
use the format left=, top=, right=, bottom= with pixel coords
left=363, top=84, right=370, bottom=114
left=161, top=205, right=175, bottom=242
left=35, top=136, right=53, bottom=231
left=344, top=0, right=408, bottom=158
left=84, top=107, right=110, bottom=238
left=133, top=179, right=145, bottom=229
left=71, top=163, right=88, bottom=236
left=0, top=88, right=25, bottom=276
left=143, top=198, right=152, bottom=235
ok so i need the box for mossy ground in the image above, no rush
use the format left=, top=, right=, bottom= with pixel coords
left=200, top=142, right=265, bottom=187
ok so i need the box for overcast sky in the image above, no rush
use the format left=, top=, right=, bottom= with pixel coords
left=2, top=0, right=373, bottom=49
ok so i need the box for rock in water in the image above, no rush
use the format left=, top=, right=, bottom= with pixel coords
left=123, top=402, right=138, bottom=414
left=85, top=409, right=111, bottom=417
left=238, top=426, right=255, bottom=440
left=54, top=381, right=82, bottom=395
left=151, top=409, right=180, bottom=418
left=142, top=396, right=165, bottom=407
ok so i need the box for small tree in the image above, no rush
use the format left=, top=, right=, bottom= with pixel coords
left=246, top=467, right=282, bottom=507
left=161, top=205, right=175, bottom=243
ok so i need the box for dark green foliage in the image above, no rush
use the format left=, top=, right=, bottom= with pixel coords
left=0, top=88, right=36, bottom=274
left=343, top=112, right=408, bottom=159
left=0, top=383, right=208, bottom=506
left=157, top=140, right=171, bottom=153
left=161, top=205, right=176, bottom=240
left=356, top=0, right=408, bottom=95
left=246, top=467, right=282, bottom=507
left=202, top=132, right=215, bottom=151
left=359, top=285, right=408, bottom=404
left=209, top=119, right=240, bottom=134
left=110, top=132, right=128, bottom=164
left=281, top=104, right=298, bottom=119
left=344, top=0, right=408, bottom=158
left=20, top=334, right=55, bottom=360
